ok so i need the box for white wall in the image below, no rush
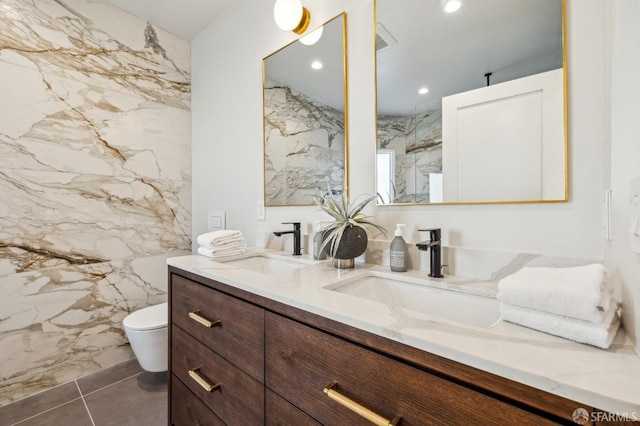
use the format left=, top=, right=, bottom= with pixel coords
left=193, top=0, right=606, bottom=252
left=606, top=0, right=640, bottom=349
left=192, top=0, right=629, bottom=329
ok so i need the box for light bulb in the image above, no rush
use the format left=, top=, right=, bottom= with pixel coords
left=273, top=0, right=310, bottom=34
left=311, top=60, right=323, bottom=70
left=418, top=87, right=429, bottom=95
left=299, top=25, right=324, bottom=45
left=444, top=0, right=462, bottom=13
left=274, top=0, right=303, bottom=31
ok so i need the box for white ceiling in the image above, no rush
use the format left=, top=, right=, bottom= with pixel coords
left=376, top=0, right=563, bottom=115
left=102, top=0, right=236, bottom=40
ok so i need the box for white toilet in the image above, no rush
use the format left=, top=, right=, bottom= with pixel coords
left=123, top=302, right=168, bottom=372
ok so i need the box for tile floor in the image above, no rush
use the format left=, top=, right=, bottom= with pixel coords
left=0, top=359, right=167, bottom=426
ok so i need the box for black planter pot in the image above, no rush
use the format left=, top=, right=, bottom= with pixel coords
left=322, top=226, right=368, bottom=262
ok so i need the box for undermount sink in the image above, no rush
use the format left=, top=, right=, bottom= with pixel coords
left=326, top=273, right=500, bottom=328
left=215, top=253, right=315, bottom=274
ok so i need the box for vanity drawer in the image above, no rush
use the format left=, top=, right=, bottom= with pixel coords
left=172, top=325, right=264, bottom=425
left=171, top=374, right=224, bottom=426
left=265, top=312, right=557, bottom=426
left=171, top=274, right=264, bottom=381
left=266, top=389, right=321, bottom=426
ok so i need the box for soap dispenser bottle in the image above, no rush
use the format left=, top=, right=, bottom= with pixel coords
left=390, top=224, right=408, bottom=272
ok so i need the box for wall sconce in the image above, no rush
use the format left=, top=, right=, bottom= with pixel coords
left=273, top=0, right=310, bottom=34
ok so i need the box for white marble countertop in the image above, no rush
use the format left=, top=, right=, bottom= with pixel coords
left=167, top=250, right=640, bottom=416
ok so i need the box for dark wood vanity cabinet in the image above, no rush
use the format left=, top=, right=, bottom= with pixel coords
left=168, top=267, right=597, bottom=426
left=171, top=274, right=264, bottom=380
left=265, top=312, right=556, bottom=425
left=169, top=273, right=265, bottom=425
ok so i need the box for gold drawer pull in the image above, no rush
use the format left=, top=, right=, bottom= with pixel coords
left=188, top=310, right=221, bottom=328
left=188, top=368, right=221, bottom=393
left=323, top=382, right=401, bottom=426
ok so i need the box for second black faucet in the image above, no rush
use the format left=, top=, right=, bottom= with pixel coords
left=416, top=228, right=444, bottom=278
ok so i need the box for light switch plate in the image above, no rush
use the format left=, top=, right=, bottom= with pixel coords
left=207, top=211, right=226, bottom=232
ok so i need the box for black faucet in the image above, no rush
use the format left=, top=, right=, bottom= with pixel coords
left=416, top=228, right=444, bottom=278
left=273, top=222, right=302, bottom=256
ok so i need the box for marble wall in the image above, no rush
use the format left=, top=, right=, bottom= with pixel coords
left=264, top=77, right=345, bottom=205
left=377, top=103, right=442, bottom=203
left=0, top=0, right=191, bottom=405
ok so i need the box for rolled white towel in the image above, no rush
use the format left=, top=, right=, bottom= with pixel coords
left=500, top=301, right=621, bottom=349
left=197, top=230, right=242, bottom=247
left=197, top=245, right=246, bottom=259
left=497, top=264, right=610, bottom=322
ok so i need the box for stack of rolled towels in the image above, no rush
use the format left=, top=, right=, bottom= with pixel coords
left=196, top=230, right=246, bottom=259
left=497, top=264, right=621, bottom=349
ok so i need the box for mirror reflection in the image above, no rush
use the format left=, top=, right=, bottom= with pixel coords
left=263, top=13, right=347, bottom=206
left=375, top=0, right=566, bottom=204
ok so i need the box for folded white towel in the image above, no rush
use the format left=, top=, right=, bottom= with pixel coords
left=500, top=301, right=621, bottom=349
left=207, top=241, right=247, bottom=253
left=197, top=245, right=246, bottom=259
left=210, top=236, right=245, bottom=247
left=497, top=264, right=610, bottom=322
left=197, top=230, right=242, bottom=247
left=211, top=247, right=246, bottom=258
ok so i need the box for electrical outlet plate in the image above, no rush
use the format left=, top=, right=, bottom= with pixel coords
left=257, top=199, right=265, bottom=220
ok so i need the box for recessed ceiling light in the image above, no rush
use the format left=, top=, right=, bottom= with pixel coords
left=311, top=60, right=323, bottom=70
left=418, top=87, right=429, bottom=95
left=444, top=0, right=462, bottom=13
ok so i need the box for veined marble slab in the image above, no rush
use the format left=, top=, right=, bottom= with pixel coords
left=0, top=250, right=187, bottom=406
left=377, top=103, right=442, bottom=203
left=263, top=78, right=345, bottom=205
left=0, top=168, right=190, bottom=275
left=0, top=0, right=191, bottom=404
left=0, top=1, right=190, bottom=181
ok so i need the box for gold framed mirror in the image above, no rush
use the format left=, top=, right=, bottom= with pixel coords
left=263, top=13, right=348, bottom=207
left=375, top=0, right=567, bottom=205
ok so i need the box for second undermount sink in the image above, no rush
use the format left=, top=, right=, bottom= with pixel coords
left=215, top=252, right=315, bottom=274
left=325, top=273, right=500, bottom=328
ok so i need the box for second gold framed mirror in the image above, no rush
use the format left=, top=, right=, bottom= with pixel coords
left=375, top=0, right=567, bottom=205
